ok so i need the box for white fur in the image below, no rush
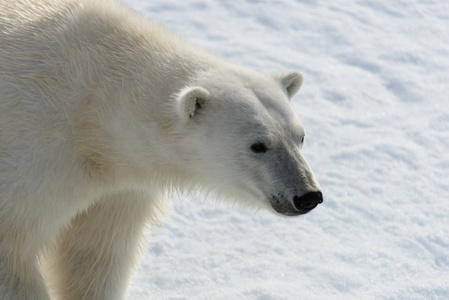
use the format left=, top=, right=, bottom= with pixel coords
left=0, top=0, right=320, bottom=299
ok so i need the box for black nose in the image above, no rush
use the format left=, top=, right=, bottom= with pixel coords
left=293, top=191, right=323, bottom=212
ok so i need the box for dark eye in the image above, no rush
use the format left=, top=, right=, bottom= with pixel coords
left=250, top=142, right=268, bottom=153
left=301, top=136, right=305, bottom=144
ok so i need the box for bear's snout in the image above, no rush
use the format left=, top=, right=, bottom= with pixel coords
left=293, top=191, right=323, bottom=213
left=269, top=190, right=323, bottom=216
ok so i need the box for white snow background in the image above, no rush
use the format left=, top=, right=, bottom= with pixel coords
left=121, top=1, right=449, bottom=299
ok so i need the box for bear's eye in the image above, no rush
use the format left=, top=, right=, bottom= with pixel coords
left=250, top=142, right=268, bottom=153
left=301, top=136, right=305, bottom=144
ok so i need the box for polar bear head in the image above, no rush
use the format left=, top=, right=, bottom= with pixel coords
left=173, top=67, right=322, bottom=216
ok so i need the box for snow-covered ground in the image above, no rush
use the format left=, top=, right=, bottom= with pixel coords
left=123, top=1, right=449, bottom=299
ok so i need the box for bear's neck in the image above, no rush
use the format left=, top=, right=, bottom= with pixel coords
left=60, top=7, right=221, bottom=181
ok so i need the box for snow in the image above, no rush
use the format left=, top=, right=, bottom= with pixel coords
left=122, top=0, right=449, bottom=299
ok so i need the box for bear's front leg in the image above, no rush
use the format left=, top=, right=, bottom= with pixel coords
left=45, top=189, right=162, bottom=300
left=0, top=254, right=50, bottom=300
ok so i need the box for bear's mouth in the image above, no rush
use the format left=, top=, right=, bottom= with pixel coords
left=269, top=196, right=314, bottom=217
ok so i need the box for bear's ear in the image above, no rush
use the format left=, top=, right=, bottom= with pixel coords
left=273, top=71, right=304, bottom=99
left=177, top=86, right=211, bottom=119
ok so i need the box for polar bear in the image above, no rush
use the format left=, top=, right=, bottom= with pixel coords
left=0, top=0, right=323, bottom=299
